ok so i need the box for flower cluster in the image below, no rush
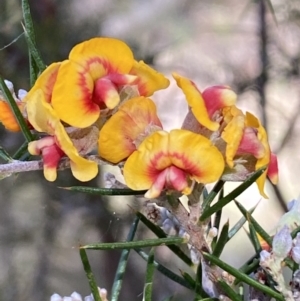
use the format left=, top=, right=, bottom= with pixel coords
left=0, top=37, right=278, bottom=198
left=259, top=199, right=300, bottom=300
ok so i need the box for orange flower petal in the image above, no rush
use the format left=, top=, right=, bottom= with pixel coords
left=27, top=90, right=99, bottom=182
left=69, top=37, right=134, bottom=74
left=0, top=100, right=23, bottom=132
left=221, top=106, right=245, bottom=168
left=24, top=62, right=61, bottom=103
left=99, top=96, right=162, bottom=163
left=130, top=60, right=170, bottom=96
left=173, top=73, right=219, bottom=131
left=51, top=60, right=100, bottom=128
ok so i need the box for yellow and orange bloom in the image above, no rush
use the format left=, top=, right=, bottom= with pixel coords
left=173, top=73, right=278, bottom=198
left=99, top=96, right=163, bottom=163
left=173, top=72, right=237, bottom=132
left=51, top=37, right=169, bottom=128
left=123, top=129, right=225, bottom=199
left=221, top=109, right=278, bottom=197
left=26, top=89, right=98, bottom=182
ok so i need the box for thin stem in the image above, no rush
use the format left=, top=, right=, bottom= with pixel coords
left=0, top=155, right=106, bottom=178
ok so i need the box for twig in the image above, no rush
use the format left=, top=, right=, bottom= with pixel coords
left=257, top=0, right=268, bottom=129
left=0, top=155, right=107, bottom=177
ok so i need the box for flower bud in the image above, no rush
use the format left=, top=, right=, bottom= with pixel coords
left=50, top=294, right=62, bottom=301
left=84, top=295, right=94, bottom=301
left=272, top=225, right=292, bottom=258
left=70, top=292, right=83, bottom=301
left=260, top=250, right=271, bottom=263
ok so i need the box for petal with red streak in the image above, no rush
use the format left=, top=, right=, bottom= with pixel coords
left=24, top=62, right=61, bottom=103
left=236, top=127, right=265, bottom=159
left=51, top=60, right=100, bottom=128
left=28, top=137, right=64, bottom=182
left=41, top=143, right=65, bottom=181
left=99, top=96, right=162, bottom=163
left=145, top=169, right=168, bottom=199
left=202, top=85, right=237, bottom=116
left=130, top=60, right=170, bottom=96
left=168, top=129, right=225, bottom=184
left=93, top=77, right=120, bottom=109
left=69, top=37, right=134, bottom=74
left=173, top=73, right=219, bottom=131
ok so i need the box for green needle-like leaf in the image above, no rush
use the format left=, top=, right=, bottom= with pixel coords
left=241, top=257, right=260, bottom=275
left=81, top=237, right=186, bottom=250
left=79, top=248, right=102, bottom=301
left=22, top=0, right=45, bottom=85
left=135, top=248, right=194, bottom=290
left=22, top=0, right=36, bottom=47
left=203, top=252, right=284, bottom=300
left=248, top=219, right=262, bottom=254
left=200, top=167, right=266, bottom=221
left=143, top=248, right=155, bottom=301
left=59, top=186, right=147, bottom=196
left=28, top=56, right=39, bottom=86
left=136, top=211, right=193, bottom=266
left=0, top=146, right=13, bottom=162
left=213, top=188, right=224, bottom=230
left=202, top=180, right=225, bottom=210
left=217, top=280, right=242, bottom=301
left=235, top=255, right=260, bottom=285
left=13, top=141, right=30, bottom=160
left=234, top=200, right=272, bottom=247
left=213, top=208, right=222, bottom=230
left=227, top=203, right=258, bottom=241
left=23, top=27, right=46, bottom=73
left=211, top=210, right=222, bottom=250
left=212, top=220, right=229, bottom=258
left=111, top=217, right=139, bottom=301
left=180, top=271, right=196, bottom=289
left=0, top=77, right=34, bottom=142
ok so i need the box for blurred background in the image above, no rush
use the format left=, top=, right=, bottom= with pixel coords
left=0, top=0, right=300, bottom=300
